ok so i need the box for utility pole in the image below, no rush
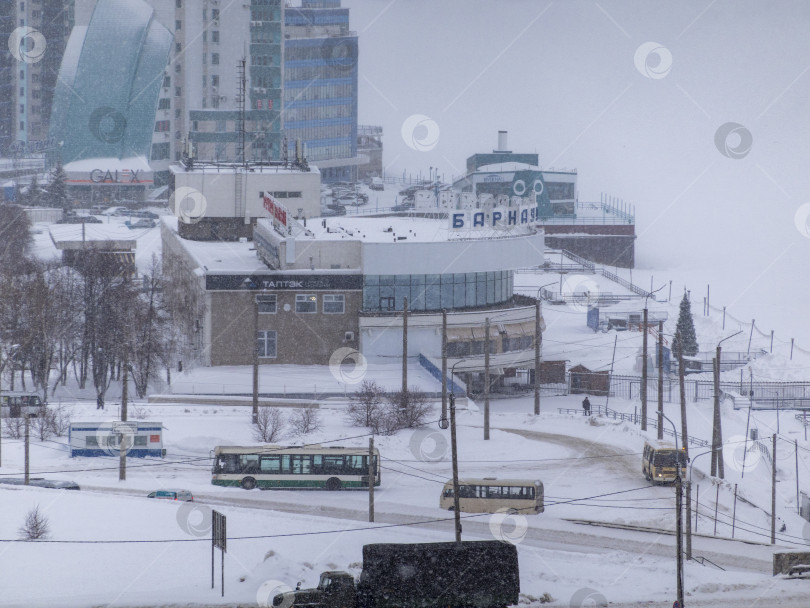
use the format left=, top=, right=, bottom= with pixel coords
left=368, top=437, right=374, bottom=523
left=716, top=344, right=724, bottom=478
left=24, top=414, right=30, bottom=485
left=678, top=337, right=689, bottom=459
left=120, top=343, right=129, bottom=482
left=771, top=434, right=777, bottom=544
left=534, top=297, right=541, bottom=415
left=402, top=297, right=408, bottom=395
left=657, top=321, right=664, bottom=441
left=252, top=297, right=259, bottom=424
left=449, top=392, right=461, bottom=543
left=641, top=307, right=648, bottom=431
left=711, top=358, right=720, bottom=477
left=441, top=309, right=447, bottom=423
left=675, top=471, right=684, bottom=608
left=484, top=317, right=490, bottom=440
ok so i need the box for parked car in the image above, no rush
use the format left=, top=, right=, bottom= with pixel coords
left=125, top=218, right=156, bottom=229
left=147, top=489, right=194, bottom=501
left=0, top=478, right=80, bottom=490
left=370, top=177, right=384, bottom=191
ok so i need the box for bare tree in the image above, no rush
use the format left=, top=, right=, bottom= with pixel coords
left=18, top=505, right=50, bottom=540
left=289, top=408, right=322, bottom=436
left=130, top=255, right=170, bottom=398
left=386, top=387, right=432, bottom=429
left=253, top=407, right=286, bottom=443
left=346, top=380, right=384, bottom=428
left=2, top=416, right=24, bottom=439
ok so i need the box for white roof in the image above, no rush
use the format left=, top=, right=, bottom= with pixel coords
left=64, top=156, right=151, bottom=173
left=476, top=162, right=540, bottom=173
left=302, top=215, right=535, bottom=244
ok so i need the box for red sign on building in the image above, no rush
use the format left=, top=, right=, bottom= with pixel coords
left=263, top=194, right=287, bottom=227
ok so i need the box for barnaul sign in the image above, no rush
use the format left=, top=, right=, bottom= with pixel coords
left=449, top=205, right=537, bottom=230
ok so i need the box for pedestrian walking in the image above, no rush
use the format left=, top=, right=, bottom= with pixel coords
left=582, top=396, right=591, bottom=416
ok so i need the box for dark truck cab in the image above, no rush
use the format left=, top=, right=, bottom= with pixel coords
left=274, top=541, right=519, bottom=608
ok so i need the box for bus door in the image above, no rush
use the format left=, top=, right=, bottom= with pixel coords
left=9, top=398, right=20, bottom=418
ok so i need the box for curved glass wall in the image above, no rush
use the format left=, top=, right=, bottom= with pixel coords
left=363, top=270, right=513, bottom=312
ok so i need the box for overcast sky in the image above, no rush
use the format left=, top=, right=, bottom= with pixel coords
left=346, top=0, right=810, bottom=347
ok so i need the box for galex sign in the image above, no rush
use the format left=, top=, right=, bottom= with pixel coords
left=262, top=193, right=288, bottom=227
left=449, top=205, right=537, bottom=230
left=89, top=169, right=143, bottom=183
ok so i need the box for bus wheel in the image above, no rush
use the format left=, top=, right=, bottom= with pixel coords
left=241, top=477, right=256, bottom=490
left=325, top=477, right=341, bottom=491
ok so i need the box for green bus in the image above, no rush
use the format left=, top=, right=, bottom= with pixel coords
left=212, top=445, right=381, bottom=490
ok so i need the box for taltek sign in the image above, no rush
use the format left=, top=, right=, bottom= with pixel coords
left=262, top=192, right=288, bottom=227
left=449, top=205, right=537, bottom=231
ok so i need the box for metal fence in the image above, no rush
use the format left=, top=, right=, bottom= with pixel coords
left=567, top=372, right=810, bottom=410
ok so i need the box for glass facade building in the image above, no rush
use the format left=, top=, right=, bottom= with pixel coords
left=284, top=0, right=358, bottom=181
left=362, top=270, right=514, bottom=312
left=49, top=0, right=171, bottom=165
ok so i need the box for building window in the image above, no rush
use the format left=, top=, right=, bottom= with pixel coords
left=257, top=294, right=277, bottom=314
left=158, top=98, right=170, bottom=110
left=175, top=19, right=181, bottom=30
left=323, top=294, right=344, bottom=314
left=154, top=120, right=170, bottom=132
left=175, top=0, right=182, bottom=7
left=174, top=63, right=181, bottom=73
left=257, top=330, right=277, bottom=358
left=163, top=75, right=171, bottom=87
left=211, top=75, right=219, bottom=87
left=85, top=436, right=98, bottom=447
left=212, top=30, right=219, bottom=43
left=211, top=53, right=219, bottom=65
left=295, top=294, right=316, bottom=313
left=175, top=86, right=182, bottom=97
left=175, top=42, right=181, bottom=53
left=212, top=8, right=219, bottom=20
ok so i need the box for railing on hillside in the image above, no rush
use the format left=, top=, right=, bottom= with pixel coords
left=556, top=405, right=709, bottom=448
left=599, top=268, right=654, bottom=299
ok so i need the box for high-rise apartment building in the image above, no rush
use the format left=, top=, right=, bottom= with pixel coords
left=0, top=0, right=74, bottom=155
left=284, top=0, right=358, bottom=182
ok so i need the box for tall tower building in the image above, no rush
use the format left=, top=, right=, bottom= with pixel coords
left=0, top=0, right=74, bottom=155
left=284, top=0, right=358, bottom=182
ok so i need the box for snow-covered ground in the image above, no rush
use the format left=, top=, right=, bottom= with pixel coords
left=7, top=204, right=810, bottom=607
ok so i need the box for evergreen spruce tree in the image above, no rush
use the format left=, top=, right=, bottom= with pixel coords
left=49, top=163, right=69, bottom=216
left=26, top=175, right=43, bottom=206
left=671, top=293, right=699, bottom=356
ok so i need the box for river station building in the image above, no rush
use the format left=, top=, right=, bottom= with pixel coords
left=161, top=172, right=546, bottom=388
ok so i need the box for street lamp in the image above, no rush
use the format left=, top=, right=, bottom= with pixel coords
left=712, top=331, right=743, bottom=477
left=661, top=412, right=685, bottom=608
left=534, top=282, right=556, bottom=416
left=641, top=283, right=667, bottom=432
left=442, top=358, right=469, bottom=544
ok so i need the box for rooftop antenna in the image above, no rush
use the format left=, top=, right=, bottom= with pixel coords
left=236, top=57, right=247, bottom=166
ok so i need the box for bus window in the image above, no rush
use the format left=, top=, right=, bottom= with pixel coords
left=240, top=454, right=260, bottom=473
left=261, top=455, right=281, bottom=473
left=291, top=455, right=311, bottom=474
left=346, top=455, right=364, bottom=471
left=323, top=455, right=344, bottom=474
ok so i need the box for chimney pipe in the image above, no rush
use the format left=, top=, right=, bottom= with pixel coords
left=497, top=130, right=508, bottom=152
